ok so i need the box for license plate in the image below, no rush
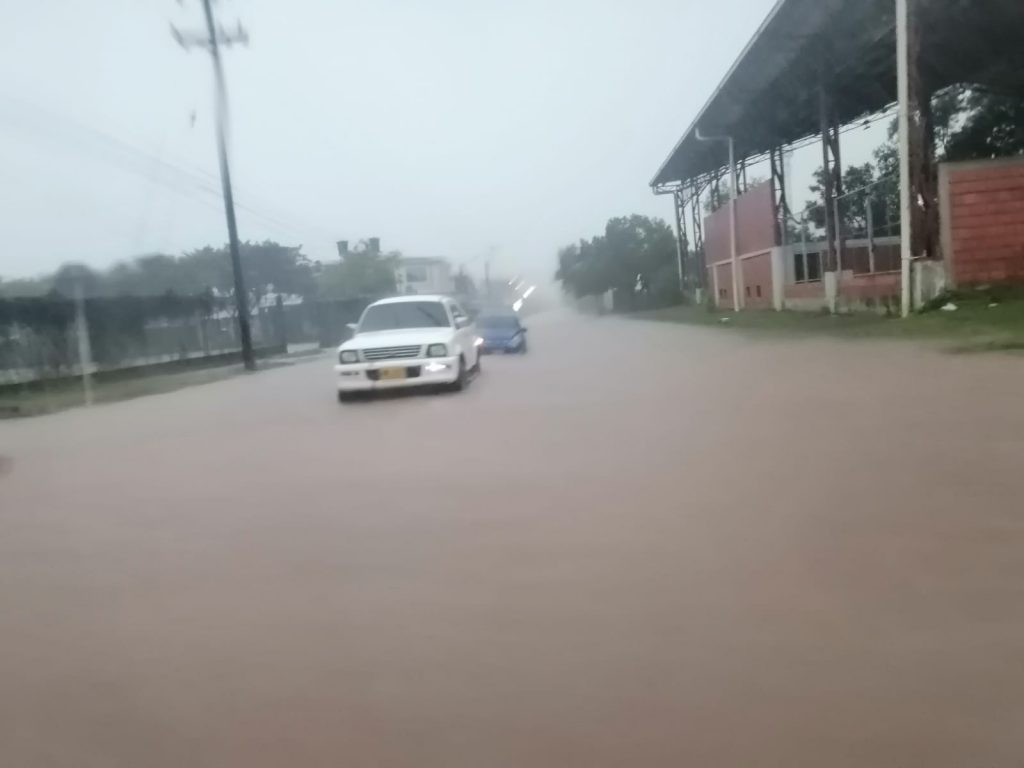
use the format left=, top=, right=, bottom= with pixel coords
left=378, top=367, right=406, bottom=381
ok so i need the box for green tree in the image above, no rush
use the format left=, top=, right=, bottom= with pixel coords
left=0, top=275, right=52, bottom=298
left=52, top=263, right=102, bottom=298
left=799, top=86, right=1024, bottom=238
left=184, top=241, right=316, bottom=305
left=317, top=241, right=398, bottom=299
left=2, top=240, right=316, bottom=309
left=105, top=252, right=220, bottom=296
left=453, top=269, right=477, bottom=298
left=802, top=163, right=896, bottom=238
left=555, top=215, right=679, bottom=308
left=943, top=89, right=1024, bottom=161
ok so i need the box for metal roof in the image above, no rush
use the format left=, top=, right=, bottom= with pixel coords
left=651, top=0, right=1024, bottom=188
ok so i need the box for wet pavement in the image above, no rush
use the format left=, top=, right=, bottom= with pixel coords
left=2, top=311, right=1023, bottom=767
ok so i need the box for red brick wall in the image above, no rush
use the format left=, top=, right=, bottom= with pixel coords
left=947, top=161, right=1024, bottom=285
left=712, top=262, right=734, bottom=308
left=710, top=252, right=773, bottom=309
left=741, top=252, right=773, bottom=308
left=841, top=272, right=900, bottom=302
left=782, top=274, right=898, bottom=308
left=784, top=281, right=824, bottom=301
left=705, top=182, right=778, bottom=265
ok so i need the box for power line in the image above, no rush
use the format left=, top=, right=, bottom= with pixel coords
left=0, top=94, right=333, bottom=246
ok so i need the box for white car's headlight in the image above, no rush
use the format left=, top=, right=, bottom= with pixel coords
left=339, top=350, right=359, bottom=364
left=427, top=343, right=448, bottom=358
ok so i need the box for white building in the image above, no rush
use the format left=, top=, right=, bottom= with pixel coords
left=394, top=257, right=455, bottom=296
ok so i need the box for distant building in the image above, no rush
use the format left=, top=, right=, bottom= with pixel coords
left=394, top=257, right=455, bottom=296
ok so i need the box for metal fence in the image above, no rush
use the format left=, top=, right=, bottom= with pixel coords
left=787, top=174, right=902, bottom=280
left=0, top=295, right=286, bottom=385
left=0, top=293, right=387, bottom=385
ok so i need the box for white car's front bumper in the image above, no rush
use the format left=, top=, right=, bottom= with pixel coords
left=335, top=356, right=460, bottom=392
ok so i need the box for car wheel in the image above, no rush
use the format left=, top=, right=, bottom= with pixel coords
left=449, top=356, right=467, bottom=392
left=472, top=351, right=482, bottom=375
left=520, top=340, right=528, bottom=354
left=337, top=390, right=355, bottom=403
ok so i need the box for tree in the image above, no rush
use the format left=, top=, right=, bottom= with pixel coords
left=802, top=163, right=896, bottom=238
left=453, top=269, right=477, bottom=298
left=52, top=263, right=102, bottom=298
left=184, top=241, right=316, bottom=306
left=317, top=241, right=398, bottom=299
left=798, top=85, right=1024, bottom=239
left=943, top=89, right=1024, bottom=161
left=0, top=276, right=52, bottom=298
left=105, top=252, right=221, bottom=297
left=555, top=215, right=679, bottom=309
left=2, top=240, right=317, bottom=303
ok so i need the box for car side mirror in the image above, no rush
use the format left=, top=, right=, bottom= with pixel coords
left=346, top=323, right=358, bottom=334
left=456, top=317, right=470, bottom=329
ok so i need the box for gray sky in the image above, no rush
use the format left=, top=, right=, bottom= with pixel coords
left=1, top=0, right=862, bottom=284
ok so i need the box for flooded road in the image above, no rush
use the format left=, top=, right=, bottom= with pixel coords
left=2, top=311, right=1023, bottom=767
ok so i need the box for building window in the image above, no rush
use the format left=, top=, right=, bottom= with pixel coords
left=807, top=252, right=822, bottom=282
left=404, top=266, right=429, bottom=283
left=756, top=285, right=762, bottom=298
left=719, top=288, right=726, bottom=299
left=794, top=251, right=822, bottom=284
left=405, top=266, right=428, bottom=283
left=745, top=286, right=751, bottom=298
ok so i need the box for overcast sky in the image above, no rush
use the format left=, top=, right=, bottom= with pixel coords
left=1, top=0, right=868, bottom=284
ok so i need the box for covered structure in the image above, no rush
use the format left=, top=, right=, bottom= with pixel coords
left=652, top=0, right=1024, bottom=314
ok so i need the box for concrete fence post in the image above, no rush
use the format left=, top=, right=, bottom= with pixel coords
left=770, top=248, right=786, bottom=311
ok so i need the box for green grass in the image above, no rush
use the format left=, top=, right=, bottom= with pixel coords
left=0, top=347, right=329, bottom=419
left=0, top=365, right=247, bottom=419
left=637, top=294, right=1024, bottom=353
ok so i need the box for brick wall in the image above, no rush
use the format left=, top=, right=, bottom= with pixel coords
left=741, top=252, right=773, bottom=308
left=712, top=262, right=734, bottom=308
left=943, top=159, right=1024, bottom=285
left=705, top=182, right=778, bottom=265
left=841, top=272, right=900, bottom=306
left=784, top=280, right=824, bottom=300
left=709, top=253, right=774, bottom=309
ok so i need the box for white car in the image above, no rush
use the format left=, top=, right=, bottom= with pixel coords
left=335, top=295, right=481, bottom=401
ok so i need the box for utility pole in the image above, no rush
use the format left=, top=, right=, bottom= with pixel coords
left=896, top=0, right=914, bottom=318
left=74, top=284, right=94, bottom=407
left=173, top=1, right=255, bottom=370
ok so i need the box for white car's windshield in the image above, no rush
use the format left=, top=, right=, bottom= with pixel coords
left=359, top=301, right=450, bottom=332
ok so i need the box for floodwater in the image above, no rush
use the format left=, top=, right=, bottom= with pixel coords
left=2, top=312, right=1023, bottom=767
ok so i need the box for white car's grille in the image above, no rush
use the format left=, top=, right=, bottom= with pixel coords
left=362, top=345, right=422, bottom=361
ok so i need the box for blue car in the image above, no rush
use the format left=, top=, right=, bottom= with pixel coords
left=478, top=313, right=528, bottom=354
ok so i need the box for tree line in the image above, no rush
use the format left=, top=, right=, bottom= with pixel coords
left=0, top=240, right=401, bottom=303
left=694, top=86, right=1024, bottom=241
left=556, top=215, right=680, bottom=309
left=801, top=85, right=1024, bottom=238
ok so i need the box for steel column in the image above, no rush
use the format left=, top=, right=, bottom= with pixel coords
left=818, top=71, right=838, bottom=277
left=690, top=179, right=706, bottom=296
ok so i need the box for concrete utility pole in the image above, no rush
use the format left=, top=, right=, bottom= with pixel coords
left=74, top=284, right=94, bottom=407
left=173, top=0, right=255, bottom=370
left=896, top=0, right=914, bottom=318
